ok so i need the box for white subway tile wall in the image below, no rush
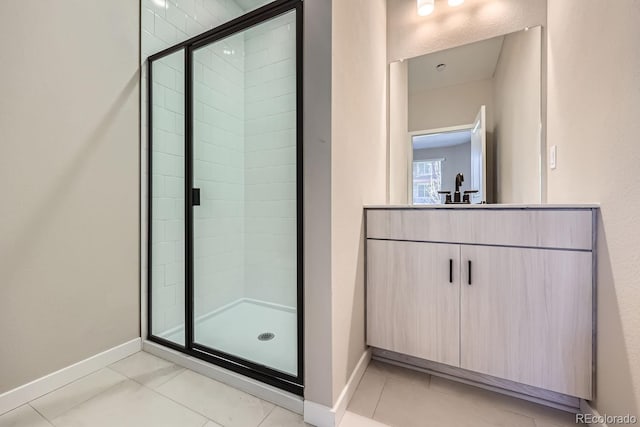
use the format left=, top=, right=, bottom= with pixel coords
left=145, top=0, right=249, bottom=340
left=151, top=50, right=186, bottom=339
left=192, top=31, right=247, bottom=318
left=144, top=0, right=298, bottom=341
left=243, top=11, right=297, bottom=307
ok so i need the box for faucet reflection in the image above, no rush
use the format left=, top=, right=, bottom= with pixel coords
left=438, top=172, right=478, bottom=204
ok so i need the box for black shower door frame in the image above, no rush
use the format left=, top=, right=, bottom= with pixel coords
left=146, top=0, right=304, bottom=396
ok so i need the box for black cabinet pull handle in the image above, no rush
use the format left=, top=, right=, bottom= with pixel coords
left=192, top=188, right=201, bottom=206
left=449, top=259, right=453, bottom=283
left=468, top=260, right=472, bottom=285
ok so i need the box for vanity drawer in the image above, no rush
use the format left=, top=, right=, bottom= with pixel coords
left=366, top=208, right=593, bottom=250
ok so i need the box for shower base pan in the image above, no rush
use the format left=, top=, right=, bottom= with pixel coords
left=162, top=298, right=297, bottom=377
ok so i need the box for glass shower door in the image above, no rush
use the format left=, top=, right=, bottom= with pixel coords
left=149, top=49, right=186, bottom=347
left=191, top=9, right=299, bottom=378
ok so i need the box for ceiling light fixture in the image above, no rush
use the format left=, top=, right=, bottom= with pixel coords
left=417, top=0, right=435, bottom=16
left=448, top=0, right=464, bottom=6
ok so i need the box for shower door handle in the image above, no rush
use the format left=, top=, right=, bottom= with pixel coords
left=192, top=188, right=201, bottom=206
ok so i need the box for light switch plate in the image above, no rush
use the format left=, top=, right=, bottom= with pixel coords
left=550, top=145, right=557, bottom=170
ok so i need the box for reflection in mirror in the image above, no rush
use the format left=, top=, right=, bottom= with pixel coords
left=412, top=129, right=471, bottom=204
left=410, top=106, right=486, bottom=204
left=391, top=26, right=542, bottom=205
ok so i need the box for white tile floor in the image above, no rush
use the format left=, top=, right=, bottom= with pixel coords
left=0, top=351, right=306, bottom=427
left=0, top=353, right=583, bottom=427
left=346, top=360, right=584, bottom=427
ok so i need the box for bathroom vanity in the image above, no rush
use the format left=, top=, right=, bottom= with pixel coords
left=364, top=205, right=597, bottom=409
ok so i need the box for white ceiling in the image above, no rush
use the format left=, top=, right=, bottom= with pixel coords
left=412, top=130, right=472, bottom=150
left=408, top=36, right=505, bottom=93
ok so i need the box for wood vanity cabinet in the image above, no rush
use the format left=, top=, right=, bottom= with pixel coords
left=367, top=240, right=460, bottom=367
left=365, top=207, right=595, bottom=400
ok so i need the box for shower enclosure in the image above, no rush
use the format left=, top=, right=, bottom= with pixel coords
left=147, top=0, right=302, bottom=395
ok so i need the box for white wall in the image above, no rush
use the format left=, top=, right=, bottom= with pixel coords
left=387, top=0, right=547, bottom=62
left=0, top=1, right=139, bottom=393
left=409, top=78, right=494, bottom=131
left=303, top=0, right=334, bottom=407
left=244, top=12, right=298, bottom=308
left=493, top=27, right=541, bottom=204
left=331, top=0, right=388, bottom=404
left=546, top=0, right=640, bottom=417
left=389, top=61, right=409, bottom=204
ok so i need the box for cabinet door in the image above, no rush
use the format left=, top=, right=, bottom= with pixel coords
left=460, top=245, right=592, bottom=398
left=367, top=240, right=460, bottom=367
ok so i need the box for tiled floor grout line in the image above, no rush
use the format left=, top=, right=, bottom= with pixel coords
left=147, top=380, right=269, bottom=427
left=135, top=370, right=230, bottom=426
left=110, top=353, right=279, bottom=427
left=27, top=368, right=129, bottom=425
left=502, top=408, right=538, bottom=425
left=129, top=354, right=288, bottom=427
left=370, top=373, right=389, bottom=421
left=256, top=404, right=277, bottom=427
left=122, top=364, right=186, bottom=390
left=27, top=403, right=55, bottom=426
left=7, top=355, right=577, bottom=427
left=411, top=371, right=576, bottom=427
left=422, top=379, right=569, bottom=426
left=22, top=365, right=124, bottom=419
left=25, top=359, right=222, bottom=427
left=134, top=366, right=282, bottom=427
left=25, top=364, right=228, bottom=427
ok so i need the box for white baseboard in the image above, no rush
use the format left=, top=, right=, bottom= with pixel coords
left=143, top=340, right=303, bottom=414
left=579, top=400, right=608, bottom=427
left=0, top=338, right=142, bottom=416
left=304, top=349, right=371, bottom=427
left=304, top=400, right=336, bottom=427
left=334, top=349, right=372, bottom=425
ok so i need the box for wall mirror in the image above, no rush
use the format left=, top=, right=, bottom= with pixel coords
left=390, top=26, right=543, bottom=205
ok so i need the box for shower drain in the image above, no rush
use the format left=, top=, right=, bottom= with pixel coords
left=257, top=332, right=275, bottom=341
